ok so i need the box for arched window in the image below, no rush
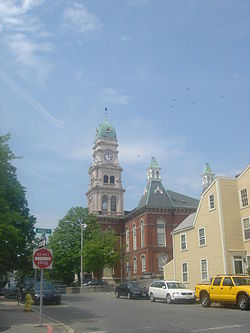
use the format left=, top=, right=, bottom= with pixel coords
left=126, top=228, right=129, bottom=252
left=157, top=219, right=166, bottom=246
left=103, top=175, right=108, bottom=183
left=102, top=195, right=108, bottom=211
left=111, top=196, right=116, bottom=211
left=158, top=254, right=168, bottom=271
left=140, top=220, right=144, bottom=248
left=141, top=255, right=146, bottom=272
left=133, top=257, right=137, bottom=273
left=132, top=224, right=137, bottom=250
left=110, top=176, right=115, bottom=184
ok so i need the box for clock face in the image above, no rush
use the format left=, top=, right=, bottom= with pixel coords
left=104, top=152, right=113, bottom=162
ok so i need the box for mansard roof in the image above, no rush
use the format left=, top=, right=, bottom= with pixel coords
left=137, top=180, right=199, bottom=210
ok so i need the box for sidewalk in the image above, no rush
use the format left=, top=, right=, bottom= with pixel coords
left=0, top=298, right=72, bottom=333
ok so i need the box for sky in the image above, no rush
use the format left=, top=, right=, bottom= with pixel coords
left=0, top=0, right=249, bottom=231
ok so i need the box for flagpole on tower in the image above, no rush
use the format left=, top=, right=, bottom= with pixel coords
left=105, top=107, right=108, bottom=120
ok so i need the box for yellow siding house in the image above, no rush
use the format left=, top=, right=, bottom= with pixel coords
left=164, top=164, right=250, bottom=290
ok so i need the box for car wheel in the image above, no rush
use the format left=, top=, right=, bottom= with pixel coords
left=238, top=294, right=249, bottom=311
left=150, top=293, right=155, bottom=302
left=166, top=294, right=172, bottom=304
left=116, top=292, right=120, bottom=298
left=128, top=292, right=132, bottom=300
left=201, top=292, right=211, bottom=308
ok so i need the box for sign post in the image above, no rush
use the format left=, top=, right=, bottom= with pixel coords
left=33, top=248, right=53, bottom=327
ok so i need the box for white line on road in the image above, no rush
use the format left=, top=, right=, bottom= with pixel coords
left=190, top=325, right=242, bottom=332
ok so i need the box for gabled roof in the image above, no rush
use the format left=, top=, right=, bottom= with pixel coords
left=137, top=180, right=199, bottom=210
left=173, top=212, right=196, bottom=233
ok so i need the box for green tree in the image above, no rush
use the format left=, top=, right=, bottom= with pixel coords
left=83, top=222, right=120, bottom=279
left=0, top=134, right=36, bottom=278
left=48, top=206, right=88, bottom=285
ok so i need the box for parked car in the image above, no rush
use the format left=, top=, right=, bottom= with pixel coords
left=149, top=280, right=195, bottom=304
left=51, top=281, right=66, bottom=294
left=195, top=274, right=250, bottom=310
left=83, top=279, right=105, bottom=287
left=28, top=281, right=61, bottom=305
left=4, top=281, right=18, bottom=300
left=115, top=282, right=149, bottom=300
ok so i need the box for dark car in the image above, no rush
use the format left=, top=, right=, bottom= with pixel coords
left=115, top=282, right=149, bottom=300
left=51, top=281, right=66, bottom=294
left=29, top=281, right=61, bottom=305
left=4, top=281, right=18, bottom=299
left=83, top=279, right=105, bottom=287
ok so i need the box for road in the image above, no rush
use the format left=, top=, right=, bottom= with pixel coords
left=41, top=292, right=250, bottom=333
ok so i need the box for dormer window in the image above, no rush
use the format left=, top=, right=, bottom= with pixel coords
left=106, top=127, right=111, bottom=133
left=154, top=186, right=163, bottom=194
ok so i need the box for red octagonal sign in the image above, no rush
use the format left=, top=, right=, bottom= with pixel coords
left=33, top=248, right=53, bottom=269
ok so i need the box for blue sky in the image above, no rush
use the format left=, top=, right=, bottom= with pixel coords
left=1, top=0, right=249, bottom=231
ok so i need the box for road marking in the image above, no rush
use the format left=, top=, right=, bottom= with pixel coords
left=190, top=325, right=242, bottom=332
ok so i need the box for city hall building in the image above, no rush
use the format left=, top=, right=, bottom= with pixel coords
left=86, top=119, right=199, bottom=281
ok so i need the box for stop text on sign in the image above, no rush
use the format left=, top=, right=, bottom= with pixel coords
left=33, top=248, right=53, bottom=269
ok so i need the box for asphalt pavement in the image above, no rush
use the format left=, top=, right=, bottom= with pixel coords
left=0, top=297, right=71, bottom=333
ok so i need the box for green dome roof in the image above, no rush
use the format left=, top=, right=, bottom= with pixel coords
left=95, top=120, right=117, bottom=141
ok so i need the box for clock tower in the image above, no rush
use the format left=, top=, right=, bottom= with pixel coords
left=86, top=119, right=125, bottom=217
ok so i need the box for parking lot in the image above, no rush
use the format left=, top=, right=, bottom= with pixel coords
left=39, top=292, right=250, bottom=333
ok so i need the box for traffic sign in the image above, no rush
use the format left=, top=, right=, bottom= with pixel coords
left=36, top=228, right=52, bottom=235
left=38, top=238, right=46, bottom=248
left=33, top=248, right=52, bottom=269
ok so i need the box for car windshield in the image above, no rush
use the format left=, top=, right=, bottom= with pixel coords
left=126, top=283, right=140, bottom=290
left=33, top=282, right=55, bottom=290
left=167, top=282, right=187, bottom=289
left=232, top=277, right=250, bottom=286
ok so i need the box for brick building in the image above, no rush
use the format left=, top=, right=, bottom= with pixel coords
left=86, top=119, right=199, bottom=280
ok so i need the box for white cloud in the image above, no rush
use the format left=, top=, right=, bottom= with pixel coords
left=121, top=36, right=131, bottom=42
left=0, top=0, right=52, bottom=82
left=0, top=67, right=64, bottom=128
left=100, top=88, right=131, bottom=106
left=127, top=0, right=150, bottom=7
left=5, top=33, right=52, bottom=82
left=62, top=3, right=102, bottom=34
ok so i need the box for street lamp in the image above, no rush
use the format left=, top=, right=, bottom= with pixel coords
left=66, top=215, right=85, bottom=292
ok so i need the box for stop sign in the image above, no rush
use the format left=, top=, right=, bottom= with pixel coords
left=33, top=248, right=53, bottom=269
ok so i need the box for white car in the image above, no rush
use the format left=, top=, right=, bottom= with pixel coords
left=149, top=280, right=195, bottom=304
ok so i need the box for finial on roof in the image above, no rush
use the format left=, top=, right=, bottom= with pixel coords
left=104, top=107, right=108, bottom=120
left=150, top=157, right=160, bottom=168
left=202, top=162, right=213, bottom=175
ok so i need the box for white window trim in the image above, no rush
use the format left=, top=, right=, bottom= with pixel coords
left=180, top=233, right=187, bottom=251
left=133, top=256, right=137, bottom=273
left=246, top=255, right=250, bottom=269
left=208, top=194, right=215, bottom=211
left=198, top=227, right=207, bottom=247
left=200, top=258, right=209, bottom=281
left=239, top=188, right=249, bottom=209
left=140, top=254, right=146, bottom=272
left=140, top=220, right=145, bottom=248
left=182, top=262, right=189, bottom=283
left=132, top=224, right=137, bottom=250
left=232, top=256, right=244, bottom=275
left=125, top=228, right=130, bottom=252
left=241, top=216, right=250, bottom=242
left=157, top=220, right=166, bottom=246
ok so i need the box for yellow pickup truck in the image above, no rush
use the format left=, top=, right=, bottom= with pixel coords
left=195, top=274, right=250, bottom=310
